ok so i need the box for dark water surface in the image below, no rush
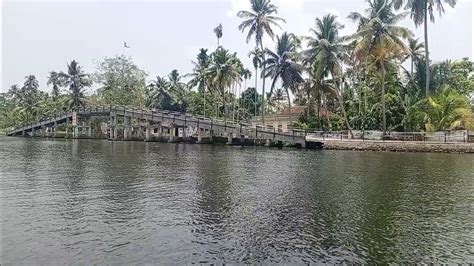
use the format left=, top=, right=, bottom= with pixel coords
left=1, top=137, right=473, bottom=264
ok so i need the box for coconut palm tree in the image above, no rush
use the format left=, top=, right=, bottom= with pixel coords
left=348, top=0, right=413, bottom=131
left=147, top=75, right=171, bottom=109
left=207, top=48, right=241, bottom=119
left=237, top=0, right=285, bottom=125
left=58, top=60, right=92, bottom=111
left=394, top=0, right=457, bottom=96
left=187, top=49, right=210, bottom=116
left=304, top=14, right=354, bottom=135
left=47, top=71, right=62, bottom=101
left=404, top=37, right=425, bottom=78
left=248, top=48, right=263, bottom=117
left=422, top=85, right=473, bottom=131
left=262, top=32, right=304, bottom=127
left=213, top=24, right=223, bottom=48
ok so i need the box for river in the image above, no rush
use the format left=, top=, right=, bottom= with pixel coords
left=1, top=137, right=473, bottom=264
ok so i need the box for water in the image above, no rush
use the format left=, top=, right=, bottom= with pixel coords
left=1, top=137, right=473, bottom=264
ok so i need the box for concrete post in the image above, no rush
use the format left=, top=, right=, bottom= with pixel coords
left=87, top=120, right=92, bottom=138
left=123, top=116, right=130, bottom=140
left=265, top=139, right=272, bottom=147
left=240, top=134, right=245, bottom=146
left=209, top=130, right=214, bottom=142
left=72, top=112, right=78, bottom=138
left=22, top=130, right=25, bottom=137
left=113, top=116, right=118, bottom=140
left=197, top=128, right=203, bottom=143
left=53, top=121, right=58, bottom=137
left=226, top=133, right=233, bottom=145
left=41, top=126, right=46, bottom=137
left=32, top=128, right=36, bottom=137
left=145, top=127, right=151, bottom=142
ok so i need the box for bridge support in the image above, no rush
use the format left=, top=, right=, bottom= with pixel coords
left=145, top=127, right=151, bottom=142
left=265, top=139, right=272, bottom=147
left=87, top=120, right=92, bottom=138
left=53, top=122, right=58, bottom=137
left=168, top=127, right=180, bottom=143
left=226, top=133, right=233, bottom=145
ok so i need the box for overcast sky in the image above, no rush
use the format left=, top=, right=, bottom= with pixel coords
left=1, top=0, right=473, bottom=93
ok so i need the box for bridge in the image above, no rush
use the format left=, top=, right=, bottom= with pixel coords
left=6, top=106, right=321, bottom=149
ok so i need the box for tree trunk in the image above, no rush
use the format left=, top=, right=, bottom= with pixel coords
left=335, top=79, right=353, bottom=138
left=286, top=87, right=292, bottom=129
left=259, top=42, right=266, bottom=126
left=254, top=66, right=258, bottom=118
left=424, top=4, right=430, bottom=96
left=203, top=82, right=206, bottom=117
left=381, top=64, right=387, bottom=132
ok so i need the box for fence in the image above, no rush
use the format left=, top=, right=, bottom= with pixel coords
left=301, top=129, right=473, bottom=143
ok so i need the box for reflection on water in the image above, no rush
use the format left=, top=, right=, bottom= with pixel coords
left=1, top=137, right=473, bottom=264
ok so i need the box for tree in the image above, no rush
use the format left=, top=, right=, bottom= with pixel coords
left=47, top=71, right=62, bottom=100
left=263, top=32, right=304, bottom=126
left=237, top=0, right=285, bottom=125
left=58, top=61, right=92, bottom=110
left=422, top=85, right=473, bottom=131
left=187, top=49, right=210, bottom=116
left=213, top=23, right=223, bottom=47
left=95, top=55, right=147, bottom=106
left=405, top=38, right=425, bottom=78
left=394, top=0, right=457, bottom=96
left=207, top=48, right=241, bottom=119
left=248, top=48, right=263, bottom=117
left=348, top=0, right=412, bottom=131
left=304, top=14, right=354, bottom=135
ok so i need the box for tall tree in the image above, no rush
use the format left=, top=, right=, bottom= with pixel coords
left=348, top=0, right=412, bottom=131
left=237, top=0, right=285, bottom=125
left=187, top=49, right=210, bottom=116
left=207, top=48, right=241, bottom=119
left=394, top=0, right=457, bottom=96
left=248, top=48, right=263, bottom=117
left=47, top=71, right=62, bottom=100
left=59, top=61, right=92, bottom=110
left=263, top=32, right=304, bottom=127
left=94, top=55, right=147, bottom=106
left=304, top=14, right=353, bottom=135
left=213, top=24, right=223, bottom=47
left=405, top=37, right=425, bottom=78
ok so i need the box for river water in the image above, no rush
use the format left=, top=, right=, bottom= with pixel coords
left=1, top=137, right=473, bottom=264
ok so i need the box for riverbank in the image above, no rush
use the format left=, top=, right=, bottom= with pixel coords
left=322, top=140, right=474, bottom=153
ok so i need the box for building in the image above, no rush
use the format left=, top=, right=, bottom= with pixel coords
left=250, top=106, right=330, bottom=132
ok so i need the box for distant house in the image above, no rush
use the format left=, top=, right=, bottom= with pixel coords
left=250, top=106, right=330, bottom=132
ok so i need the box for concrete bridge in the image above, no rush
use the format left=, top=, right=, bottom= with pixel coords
left=6, top=106, right=321, bottom=149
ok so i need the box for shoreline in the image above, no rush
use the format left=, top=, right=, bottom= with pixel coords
left=322, top=140, right=474, bottom=154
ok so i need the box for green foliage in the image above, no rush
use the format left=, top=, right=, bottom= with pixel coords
left=95, top=55, right=147, bottom=106
left=421, top=86, right=473, bottom=131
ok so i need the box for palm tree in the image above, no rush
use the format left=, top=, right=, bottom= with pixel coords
left=147, top=75, right=170, bottom=109
left=422, top=85, right=473, bottom=131
left=213, top=24, right=223, bottom=47
left=58, top=60, right=92, bottom=110
left=237, top=0, right=285, bottom=125
left=394, top=0, right=457, bottom=96
left=304, top=14, right=354, bottom=135
left=47, top=71, right=62, bottom=100
left=207, top=48, right=241, bottom=119
left=405, top=37, right=425, bottom=78
left=348, top=0, right=413, bottom=131
left=263, top=32, right=304, bottom=127
left=22, top=75, right=39, bottom=93
left=187, top=49, right=210, bottom=116
left=248, top=48, right=263, bottom=117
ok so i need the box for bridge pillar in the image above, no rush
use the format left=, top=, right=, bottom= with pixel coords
left=197, top=128, right=203, bottom=143
left=168, top=127, right=179, bottom=143
left=53, top=121, right=58, bottom=137
left=145, top=127, right=151, bottom=142
left=226, top=133, right=233, bottom=145
left=41, top=126, right=46, bottom=138
left=87, top=120, right=92, bottom=138
left=240, top=134, right=246, bottom=146
left=71, top=112, right=78, bottom=138
left=265, top=139, right=272, bottom=147
left=123, top=116, right=130, bottom=140
left=21, top=130, right=25, bottom=137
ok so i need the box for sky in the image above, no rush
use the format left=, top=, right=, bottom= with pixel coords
left=1, top=0, right=473, bottom=94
